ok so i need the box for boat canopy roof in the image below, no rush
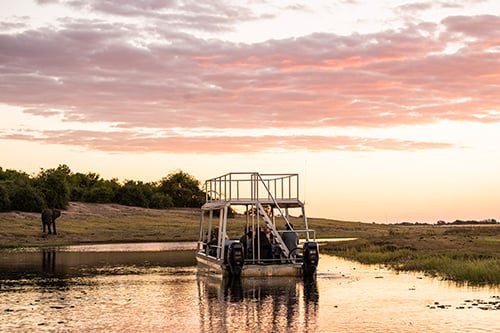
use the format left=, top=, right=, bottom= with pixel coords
left=202, top=172, right=304, bottom=210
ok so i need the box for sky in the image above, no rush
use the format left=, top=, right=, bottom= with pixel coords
left=1, top=0, right=499, bottom=223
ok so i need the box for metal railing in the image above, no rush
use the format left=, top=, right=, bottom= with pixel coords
left=204, top=172, right=300, bottom=203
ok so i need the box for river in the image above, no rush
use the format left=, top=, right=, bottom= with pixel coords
left=0, top=243, right=498, bottom=332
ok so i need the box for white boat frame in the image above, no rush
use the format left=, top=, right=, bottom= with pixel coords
left=196, top=172, right=318, bottom=277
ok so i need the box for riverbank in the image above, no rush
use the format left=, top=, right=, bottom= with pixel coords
left=0, top=202, right=203, bottom=246
left=1, top=202, right=498, bottom=284
left=320, top=224, right=500, bottom=285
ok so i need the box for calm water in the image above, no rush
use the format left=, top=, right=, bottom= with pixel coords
left=0, top=243, right=498, bottom=332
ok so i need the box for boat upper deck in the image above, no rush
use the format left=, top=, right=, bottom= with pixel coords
left=202, top=172, right=303, bottom=209
left=202, top=198, right=304, bottom=210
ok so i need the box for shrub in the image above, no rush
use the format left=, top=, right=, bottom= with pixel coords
left=115, top=181, right=150, bottom=207
left=0, top=184, right=10, bottom=211
left=85, top=185, right=116, bottom=203
left=149, top=192, right=173, bottom=209
left=9, top=185, right=45, bottom=212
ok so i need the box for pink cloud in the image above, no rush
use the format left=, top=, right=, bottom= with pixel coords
left=1, top=8, right=499, bottom=153
left=0, top=129, right=458, bottom=154
left=442, top=15, right=500, bottom=40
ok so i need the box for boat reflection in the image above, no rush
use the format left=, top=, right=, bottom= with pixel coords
left=197, top=274, right=318, bottom=332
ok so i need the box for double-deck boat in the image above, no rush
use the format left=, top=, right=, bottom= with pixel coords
left=196, top=172, right=319, bottom=278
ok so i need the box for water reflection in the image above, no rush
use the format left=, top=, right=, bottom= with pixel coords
left=1, top=244, right=499, bottom=333
left=197, top=274, right=319, bottom=332
left=0, top=246, right=196, bottom=292
left=41, top=250, right=56, bottom=275
left=38, top=249, right=71, bottom=290
left=0, top=248, right=195, bottom=278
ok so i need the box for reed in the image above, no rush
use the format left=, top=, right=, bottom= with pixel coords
left=398, top=254, right=500, bottom=284
left=322, top=237, right=500, bottom=285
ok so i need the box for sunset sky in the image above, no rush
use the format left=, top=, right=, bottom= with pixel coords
left=1, top=0, right=499, bottom=223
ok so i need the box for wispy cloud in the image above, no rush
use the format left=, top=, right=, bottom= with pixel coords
left=36, top=0, right=268, bottom=32
left=0, top=129, right=458, bottom=154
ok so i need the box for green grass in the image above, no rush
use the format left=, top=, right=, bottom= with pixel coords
left=399, top=254, right=499, bottom=284
left=321, top=227, right=500, bottom=285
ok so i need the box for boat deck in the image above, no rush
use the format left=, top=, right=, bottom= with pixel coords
left=202, top=198, right=304, bottom=210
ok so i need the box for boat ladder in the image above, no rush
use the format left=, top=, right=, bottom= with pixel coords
left=256, top=202, right=290, bottom=259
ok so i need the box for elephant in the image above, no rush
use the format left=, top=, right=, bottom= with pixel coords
left=41, top=208, right=61, bottom=235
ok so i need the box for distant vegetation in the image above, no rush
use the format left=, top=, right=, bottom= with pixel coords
left=0, top=165, right=205, bottom=212
left=397, top=219, right=498, bottom=226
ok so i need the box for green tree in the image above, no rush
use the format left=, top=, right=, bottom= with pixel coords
left=0, top=166, right=206, bottom=211
left=9, top=184, right=45, bottom=212
left=85, top=179, right=120, bottom=203
left=159, top=171, right=204, bottom=207
left=0, top=184, right=10, bottom=211
left=35, top=164, right=71, bottom=209
left=149, top=192, right=174, bottom=209
left=115, top=180, right=152, bottom=207
left=0, top=167, right=32, bottom=183
left=68, top=172, right=101, bottom=201
left=0, top=167, right=44, bottom=211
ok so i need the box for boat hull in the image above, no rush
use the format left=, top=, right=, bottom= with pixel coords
left=196, top=253, right=303, bottom=277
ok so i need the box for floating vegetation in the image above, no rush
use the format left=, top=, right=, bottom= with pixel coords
left=428, top=296, right=500, bottom=310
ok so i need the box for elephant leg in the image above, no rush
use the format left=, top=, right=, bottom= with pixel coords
left=52, top=221, right=57, bottom=235
left=42, top=222, right=46, bottom=233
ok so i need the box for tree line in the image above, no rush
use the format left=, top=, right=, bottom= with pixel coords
left=396, top=219, right=498, bottom=226
left=0, top=165, right=205, bottom=212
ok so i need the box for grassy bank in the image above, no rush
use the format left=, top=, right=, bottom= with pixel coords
left=1, top=202, right=498, bottom=284
left=320, top=224, right=500, bottom=285
left=0, top=202, right=205, bottom=247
